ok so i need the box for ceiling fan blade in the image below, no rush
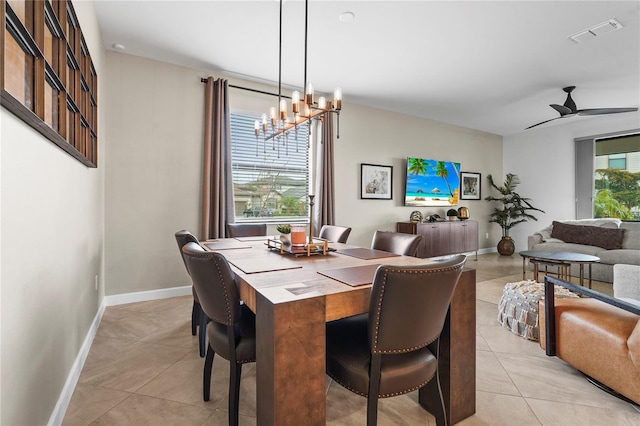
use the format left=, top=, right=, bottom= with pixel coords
left=525, top=116, right=563, bottom=130
left=550, top=104, right=572, bottom=116
left=527, top=86, right=637, bottom=131
left=577, top=107, right=638, bottom=116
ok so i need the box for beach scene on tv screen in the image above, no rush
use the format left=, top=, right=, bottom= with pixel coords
left=405, top=157, right=461, bottom=207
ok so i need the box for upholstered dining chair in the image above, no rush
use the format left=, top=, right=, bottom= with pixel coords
left=319, top=225, right=352, bottom=243
left=325, top=255, right=466, bottom=426
left=226, top=223, right=267, bottom=238
left=182, top=242, right=257, bottom=426
left=371, top=230, right=422, bottom=256
left=174, top=230, right=208, bottom=357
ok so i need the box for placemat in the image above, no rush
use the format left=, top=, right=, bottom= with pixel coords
left=227, top=258, right=303, bottom=274
left=336, top=248, right=400, bottom=260
left=317, top=264, right=381, bottom=287
left=203, top=240, right=252, bottom=251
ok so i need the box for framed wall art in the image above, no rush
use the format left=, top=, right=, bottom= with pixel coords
left=361, top=163, right=393, bottom=200
left=460, top=172, right=481, bottom=200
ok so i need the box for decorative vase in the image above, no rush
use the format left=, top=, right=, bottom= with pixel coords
left=280, top=234, right=290, bottom=244
left=410, top=210, right=423, bottom=223
left=497, top=236, right=515, bottom=256
left=457, top=207, right=469, bottom=220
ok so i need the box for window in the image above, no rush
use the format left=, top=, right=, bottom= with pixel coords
left=230, top=113, right=310, bottom=222
left=594, top=134, right=640, bottom=220
left=607, top=153, right=626, bottom=170
left=1, top=0, right=98, bottom=167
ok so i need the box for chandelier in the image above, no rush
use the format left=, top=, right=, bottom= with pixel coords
left=254, top=0, right=342, bottom=153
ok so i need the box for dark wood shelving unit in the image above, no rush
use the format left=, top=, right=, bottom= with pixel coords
left=397, top=220, right=479, bottom=259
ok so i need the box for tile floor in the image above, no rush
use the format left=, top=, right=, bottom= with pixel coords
left=62, top=254, right=640, bottom=425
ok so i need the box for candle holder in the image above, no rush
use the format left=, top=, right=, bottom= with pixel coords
left=308, top=194, right=315, bottom=243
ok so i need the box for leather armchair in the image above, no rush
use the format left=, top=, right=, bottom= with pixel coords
left=539, top=277, right=640, bottom=405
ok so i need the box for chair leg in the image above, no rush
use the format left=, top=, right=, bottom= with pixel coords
left=198, top=311, right=207, bottom=358
left=229, top=362, right=243, bottom=426
left=203, top=344, right=215, bottom=401
left=191, top=301, right=199, bottom=336
left=367, top=354, right=382, bottom=426
left=423, top=370, right=448, bottom=426
left=366, top=392, right=379, bottom=426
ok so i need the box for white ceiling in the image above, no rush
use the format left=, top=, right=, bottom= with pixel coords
left=94, top=0, right=640, bottom=136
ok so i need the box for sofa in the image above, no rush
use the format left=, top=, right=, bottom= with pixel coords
left=528, top=219, right=640, bottom=283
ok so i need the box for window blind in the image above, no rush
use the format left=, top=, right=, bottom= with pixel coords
left=230, top=113, right=310, bottom=220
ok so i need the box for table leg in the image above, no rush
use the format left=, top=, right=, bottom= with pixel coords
left=588, top=264, right=593, bottom=289
left=522, top=257, right=526, bottom=280
left=579, top=264, right=584, bottom=287
left=419, top=269, right=476, bottom=425
left=255, top=292, right=326, bottom=426
left=534, top=262, right=539, bottom=282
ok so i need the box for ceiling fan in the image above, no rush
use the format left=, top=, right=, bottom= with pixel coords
left=526, top=86, right=638, bottom=129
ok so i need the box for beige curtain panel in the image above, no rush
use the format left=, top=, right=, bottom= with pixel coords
left=202, top=77, right=234, bottom=240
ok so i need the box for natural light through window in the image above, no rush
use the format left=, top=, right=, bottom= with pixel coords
left=230, top=113, right=310, bottom=222
left=594, top=134, right=640, bottom=220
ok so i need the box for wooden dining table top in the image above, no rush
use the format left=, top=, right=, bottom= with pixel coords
left=203, top=237, right=444, bottom=320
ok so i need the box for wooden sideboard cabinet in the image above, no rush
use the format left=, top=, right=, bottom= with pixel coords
left=397, top=220, right=478, bottom=259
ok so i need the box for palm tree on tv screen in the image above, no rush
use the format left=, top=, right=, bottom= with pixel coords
left=434, top=161, right=453, bottom=197
left=407, top=158, right=428, bottom=179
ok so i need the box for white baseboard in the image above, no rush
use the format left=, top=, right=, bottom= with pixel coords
left=48, top=299, right=106, bottom=426
left=478, top=247, right=498, bottom=255
left=105, top=285, right=192, bottom=306
left=49, top=285, right=192, bottom=425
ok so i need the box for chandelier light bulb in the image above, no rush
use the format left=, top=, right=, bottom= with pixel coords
left=334, top=87, right=342, bottom=110
left=260, top=0, right=343, bottom=143
left=305, top=82, right=314, bottom=105
left=292, top=91, right=300, bottom=114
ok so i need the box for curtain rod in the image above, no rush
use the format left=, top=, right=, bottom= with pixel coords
left=200, top=78, right=291, bottom=99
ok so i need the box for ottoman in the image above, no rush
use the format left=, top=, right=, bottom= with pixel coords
left=498, top=280, right=578, bottom=341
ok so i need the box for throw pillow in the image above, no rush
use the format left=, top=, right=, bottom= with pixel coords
left=550, top=221, right=625, bottom=250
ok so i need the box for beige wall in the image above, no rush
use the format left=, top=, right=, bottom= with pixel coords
left=104, top=52, right=504, bottom=298
left=0, top=1, right=106, bottom=425
left=334, top=103, right=503, bottom=248
left=104, top=53, right=204, bottom=296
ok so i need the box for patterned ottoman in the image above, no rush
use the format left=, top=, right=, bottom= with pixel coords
left=498, top=280, right=579, bottom=341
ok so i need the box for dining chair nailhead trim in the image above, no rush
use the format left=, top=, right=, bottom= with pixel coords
left=328, top=371, right=437, bottom=398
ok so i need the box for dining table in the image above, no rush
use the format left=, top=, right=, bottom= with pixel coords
left=203, top=236, right=477, bottom=425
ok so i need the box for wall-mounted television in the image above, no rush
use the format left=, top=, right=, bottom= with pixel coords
left=404, top=157, right=461, bottom=207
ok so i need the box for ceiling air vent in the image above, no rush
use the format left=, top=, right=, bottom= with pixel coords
left=569, top=19, right=623, bottom=43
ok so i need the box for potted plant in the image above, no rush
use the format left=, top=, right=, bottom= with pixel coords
left=446, top=209, right=458, bottom=221
left=485, top=173, right=544, bottom=256
left=276, top=224, right=291, bottom=243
